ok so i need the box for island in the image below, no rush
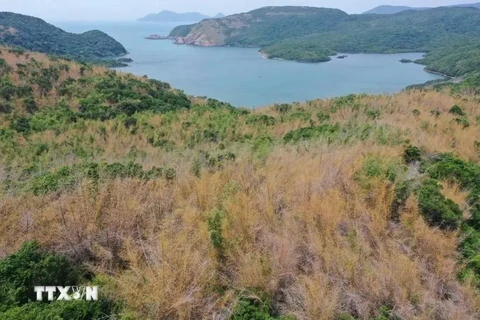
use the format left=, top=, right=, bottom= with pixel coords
left=145, top=34, right=170, bottom=40
left=400, top=59, right=414, bottom=63
left=168, top=6, right=480, bottom=77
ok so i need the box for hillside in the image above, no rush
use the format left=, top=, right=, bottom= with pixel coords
left=0, top=12, right=127, bottom=61
left=363, top=3, right=480, bottom=14
left=362, top=5, right=428, bottom=14
left=138, top=11, right=225, bottom=22
left=1, top=47, right=480, bottom=319
left=169, top=6, right=480, bottom=77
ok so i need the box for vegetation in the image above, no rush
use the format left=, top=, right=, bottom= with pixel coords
left=0, top=12, right=127, bottom=62
left=0, top=241, right=118, bottom=319
left=0, top=48, right=480, bottom=319
left=171, top=6, right=480, bottom=77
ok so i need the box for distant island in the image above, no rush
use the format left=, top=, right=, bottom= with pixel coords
left=363, top=2, right=480, bottom=14
left=138, top=11, right=225, bottom=22
left=145, top=34, right=170, bottom=40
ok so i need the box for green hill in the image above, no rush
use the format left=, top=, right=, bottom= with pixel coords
left=0, top=12, right=127, bottom=61
left=363, top=3, right=480, bottom=14
left=169, top=6, right=480, bottom=76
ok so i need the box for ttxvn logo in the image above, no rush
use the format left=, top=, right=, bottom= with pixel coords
left=34, top=286, right=98, bottom=301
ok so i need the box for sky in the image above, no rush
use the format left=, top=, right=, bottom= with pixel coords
left=1, top=0, right=479, bottom=21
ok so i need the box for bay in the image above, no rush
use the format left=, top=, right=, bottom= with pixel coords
left=56, top=21, right=443, bottom=107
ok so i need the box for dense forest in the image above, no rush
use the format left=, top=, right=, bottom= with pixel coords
left=170, top=6, right=480, bottom=76
left=0, top=12, right=127, bottom=63
left=0, top=47, right=480, bottom=319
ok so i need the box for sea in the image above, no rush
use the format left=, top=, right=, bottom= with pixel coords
left=56, top=21, right=444, bottom=107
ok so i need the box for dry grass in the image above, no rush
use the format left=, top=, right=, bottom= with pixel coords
left=0, top=49, right=480, bottom=319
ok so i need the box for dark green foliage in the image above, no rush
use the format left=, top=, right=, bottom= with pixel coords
left=416, top=178, right=462, bottom=230
left=273, top=103, right=292, bottom=114
left=0, top=241, right=79, bottom=311
left=316, top=111, right=330, bottom=122
left=391, top=180, right=412, bottom=221
left=231, top=296, right=293, bottom=320
left=0, top=242, right=118, bottom=319
left=246, top=114, right=276, bottom=126
left=455, top=117, right=470, bottom=128
left=16, top=162, right=177, bottom=196
left=449, top=105, right=466, bottom=116
left=423, top=154, right=480, bottom=193
left=208, top=209, right=226, bottom=262
left=11, top=117, right=31, bottom=134
left=366, top=109, right=381, bottom=120
left=404, top=145, right=422, bottom=164
left=2, top=67, right=192, bottom=136
left=23, top=97, right=37, bottom=114
left=123, top=116, right=137, bottom=128
left=283, top=123, right=340, bottom=142
left=0, top=300, right=116, bottom=320
left=31, top=166, right=76, bottom=195
left=0, top=12, right=127, bottom=61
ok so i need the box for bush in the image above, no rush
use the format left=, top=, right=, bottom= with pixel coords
left=246, top=114, right=276, bottom=126
left=231, top=296, right=292, bottom=320
left=404, top=145, right=422, bottom=164
left=0, top=241, right=79, bottom=311
left=11, top=117, right=31, bottom=134
left=416, top=179, right=462, bottom=230
left=283, top=123, right=340, bottom=142
left=0, top=242, right=118, bottom=319
left=273, top=103, right=292, bottom=114
left=449, top=105, right=466, bottom=116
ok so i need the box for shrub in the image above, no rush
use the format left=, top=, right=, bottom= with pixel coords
left=404, top=145, right=422, bottom=164
left=273, top=103, right=292, bottom=114
left=416, top=179, right=462, bottom=230
left=283, top=123, right=340, bottom=143
left=316, top=111, right=330, bottom=122
left=0, top=242, right=118, bottom=319
left=246, top=114, right=276, bottom=126
left=11, top=117, right=31, bottom=134
left=455, top=117, right=470, bottom=128
left=449, top=105, right=465, bottom=116
left=366, top=109, right=381, bottom=120
left=0, top=241, right=79, bottom=311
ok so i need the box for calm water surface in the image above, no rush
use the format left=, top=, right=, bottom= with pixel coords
left=57, top=21, right=443, bottom=107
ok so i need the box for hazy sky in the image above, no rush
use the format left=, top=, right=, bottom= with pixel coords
left=1, top=0, right=479, bottom=21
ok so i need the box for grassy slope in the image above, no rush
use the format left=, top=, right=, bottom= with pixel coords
left=1, top=48, right=480, bottom=319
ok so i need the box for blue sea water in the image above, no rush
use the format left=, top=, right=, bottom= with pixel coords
left=56, top=21, right=443, bottom=107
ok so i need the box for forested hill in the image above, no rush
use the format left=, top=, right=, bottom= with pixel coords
left=169, top=6, right=480, bottom=76
left=363, top=3, right=480, bottom=14
left=0, top=12, right=127, bottom=60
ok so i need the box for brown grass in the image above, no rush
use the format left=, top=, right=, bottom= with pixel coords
left=0, top=49, right=480, bottom=319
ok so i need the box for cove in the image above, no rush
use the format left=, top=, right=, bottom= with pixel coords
left=57, top=21, right=443, bottom=107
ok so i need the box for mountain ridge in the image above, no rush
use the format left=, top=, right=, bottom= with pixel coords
left=363, top=2, right=480, bottom=14
left=138, top=10, right=225, bottom=22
